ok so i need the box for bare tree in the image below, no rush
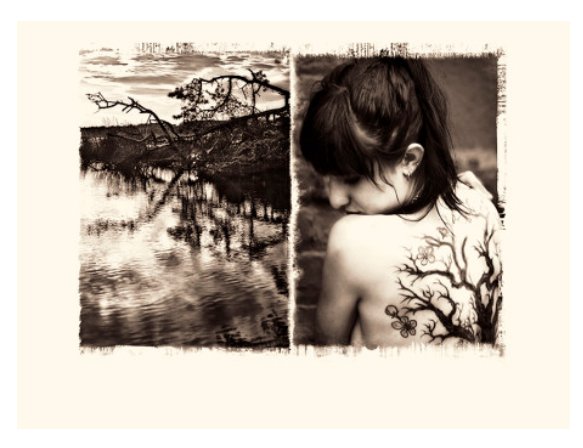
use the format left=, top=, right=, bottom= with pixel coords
left=86, top=70, right=289, bottom=169
left=86, top=93, right=183, bottom=146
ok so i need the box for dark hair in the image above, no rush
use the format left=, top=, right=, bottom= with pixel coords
left=299, top=57, right=463, bottom=214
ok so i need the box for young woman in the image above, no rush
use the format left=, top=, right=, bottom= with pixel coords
left=299, top=57, right=502, bottom=348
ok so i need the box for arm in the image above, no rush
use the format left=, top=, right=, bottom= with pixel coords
left=316, top=218, right=361, bottom=345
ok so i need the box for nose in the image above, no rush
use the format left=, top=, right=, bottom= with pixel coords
left=325, top=178, right=350, bottom=210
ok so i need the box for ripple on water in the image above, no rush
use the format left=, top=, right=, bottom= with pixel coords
left=79, top=168, right=289, bottom=348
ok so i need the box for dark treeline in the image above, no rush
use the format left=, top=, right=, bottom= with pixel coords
left=80, top=116, right=289, bottom=176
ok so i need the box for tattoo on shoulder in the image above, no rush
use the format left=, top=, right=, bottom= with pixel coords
left=386, top=221, right=502, bottom=346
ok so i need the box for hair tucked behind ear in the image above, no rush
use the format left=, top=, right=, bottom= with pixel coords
left=299, top=57, right=464, bottom=214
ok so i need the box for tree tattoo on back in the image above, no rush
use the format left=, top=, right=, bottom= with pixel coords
left=386, top=218, right=502, bottom=346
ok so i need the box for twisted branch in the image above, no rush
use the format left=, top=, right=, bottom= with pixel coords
left=397, top=278, right=475, bottom=343
left=395, top=223, right=502, bottom=344
left=168, top=70, right=289, bottom=124
left=87, top=92, right=185, bottom=161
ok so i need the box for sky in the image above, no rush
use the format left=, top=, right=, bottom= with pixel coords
left=79, top=43, right=290, bottom=127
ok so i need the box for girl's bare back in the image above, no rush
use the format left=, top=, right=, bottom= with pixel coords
left=318, top=183, right=502, bottom=349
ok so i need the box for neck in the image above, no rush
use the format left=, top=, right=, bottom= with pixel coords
left=395, top=200, right=434, bottom=222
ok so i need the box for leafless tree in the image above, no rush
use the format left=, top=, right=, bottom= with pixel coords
left=86, top=70, right=289, bottom=169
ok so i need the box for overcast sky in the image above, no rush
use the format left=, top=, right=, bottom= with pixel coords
left=79, top=44, right=290, bottom=127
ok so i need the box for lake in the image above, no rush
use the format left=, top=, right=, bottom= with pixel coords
left=79, top=165, right=290, bottom=349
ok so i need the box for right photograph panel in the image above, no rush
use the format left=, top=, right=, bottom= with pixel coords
left=293, top=49, right=503, bottom=351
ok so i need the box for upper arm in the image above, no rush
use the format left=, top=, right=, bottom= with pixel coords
left=316, top=217, right=362, bottom=345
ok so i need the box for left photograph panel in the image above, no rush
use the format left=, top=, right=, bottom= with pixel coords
left=78, top=43, right=290, bottom=349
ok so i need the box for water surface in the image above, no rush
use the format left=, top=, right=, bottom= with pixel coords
left=79, top=166, right=290, bottom=348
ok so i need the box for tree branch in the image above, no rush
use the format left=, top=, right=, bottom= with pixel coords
left=87, top=92, right=183, bottom=152
left=168, top=70, right=289, bottom=123
left=194, top=106, right=288, bottom=140
left=397, top=278, right=474, bottom=342
left=196, top=73, right=289, bottom=99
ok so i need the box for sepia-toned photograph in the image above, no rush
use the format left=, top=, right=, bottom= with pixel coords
left=78, top=43, right=291, bottom=349
left=293, top=45, right=504, bottom=351
left=16, top=20, right=572, bottom=432
left=77, top=41, right=504, bottom=353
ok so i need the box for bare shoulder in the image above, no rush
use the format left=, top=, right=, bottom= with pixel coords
left=456, top=182, right=501, bottom=225
left=327, top=214, right=404, bottom=254
left=324, top=214, right=407, bottom=291
left=324, top=215, right=369, bottom=285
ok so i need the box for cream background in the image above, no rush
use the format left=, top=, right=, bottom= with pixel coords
left=18, top=22, right=569, bottom=428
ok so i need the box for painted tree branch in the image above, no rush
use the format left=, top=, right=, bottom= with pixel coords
left=395, top=224, right=502, bottom=345
left=397, top=278, right=475, bottom=342
left=472, top=225, right=502, bottom=341
left=423, top=319, right=453, bottom=344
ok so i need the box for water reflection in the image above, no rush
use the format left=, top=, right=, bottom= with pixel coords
left=80, top=165, right=290, bottom=348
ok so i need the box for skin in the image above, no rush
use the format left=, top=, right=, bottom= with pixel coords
left=323, top=143, right=424, bottom=215
left=316, top=144, right=425, bottom=346
left=317, top=211, right=442, bottom=347
left=315, top=145, right=502, bottom=348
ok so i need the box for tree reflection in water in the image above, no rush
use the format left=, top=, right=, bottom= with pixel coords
left=79, top=165, right=290, bottom=348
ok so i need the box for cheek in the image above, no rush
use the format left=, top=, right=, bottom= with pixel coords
left=357, top=185, right=399, bottom=212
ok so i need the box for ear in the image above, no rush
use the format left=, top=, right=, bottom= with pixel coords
left=400, top=143, right=424, bottom=177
